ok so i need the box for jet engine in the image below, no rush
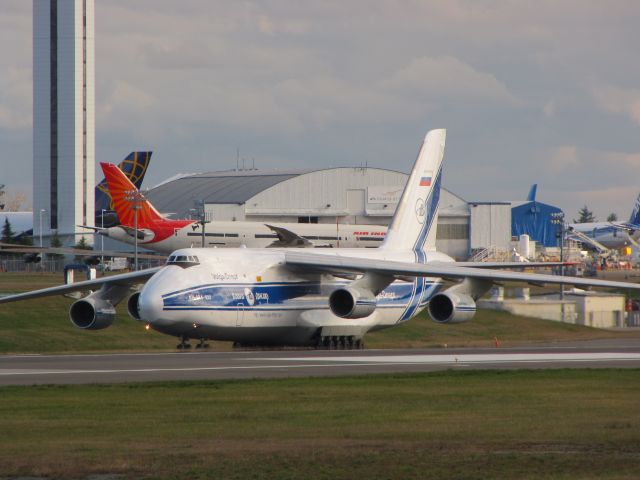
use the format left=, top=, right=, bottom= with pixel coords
left=69, top=296, right=116, bottom=330
left=127, top=292, right=142, bottom=321
left=329, top=286, right=376, bottom=319
left=427, top=290, right=476, bottom=324
left=23, top=253, right=41, bottom=264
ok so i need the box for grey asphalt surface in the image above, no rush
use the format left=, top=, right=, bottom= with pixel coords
left=1, top=338, right=639, bottom=386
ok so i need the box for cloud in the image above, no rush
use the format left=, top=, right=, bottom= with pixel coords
left=592, top=85, right=640, bottom=126
left=543, top=101, right=555, bottom=117
left=0, top=67, right=32, bottom=129
left=99, top=80, right=156, bottom=120
left=547, top=145, right=580, bottom=172
left=381, top=56, right=521, bottom=106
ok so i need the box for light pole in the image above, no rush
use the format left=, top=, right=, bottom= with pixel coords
left=551, top=212, right=566, bottom=321
left=100, top=208, right=106, bottom=271
left=125, top=190, right=145, bottom=271
left=193, top=201, right=210, bottom=248
left=39, top=209, right=46, bottom=248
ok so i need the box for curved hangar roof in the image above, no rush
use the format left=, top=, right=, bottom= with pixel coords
left=145, top=167, right=407, bottom=218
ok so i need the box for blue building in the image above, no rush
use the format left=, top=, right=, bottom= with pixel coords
left=511, top=200, right=564, bottom=247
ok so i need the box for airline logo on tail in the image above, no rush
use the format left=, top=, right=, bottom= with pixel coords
left=95, top=151, right=152, bottom=212
left=381, top=129, right=445, bottom=257
left=100, top=163, right=192, bottom=241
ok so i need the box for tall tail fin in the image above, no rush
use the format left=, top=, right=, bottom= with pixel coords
left=380, top=128, right=445, bottom=255
left=526, top=184, right=537, bottom=202
left=629, top=192, right=640, bottom=225
left=100, top=162, right=167, bottom=228
left=95, top=151, right=152, bottom=212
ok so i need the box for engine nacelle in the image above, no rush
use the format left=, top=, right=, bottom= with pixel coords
left=127, top=292, right=142, bottom=321
left=69, top=297, right=116, bottom=330
left=329, top=287, right=376, bottom=319
left=23, top=253, right=41, bottom=264
left=427, top=291, right=476, bottom=324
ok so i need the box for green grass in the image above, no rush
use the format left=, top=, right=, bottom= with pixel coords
left=0, top=370, right=639, bottom=479
left=2, top=272, right=640, bottom=353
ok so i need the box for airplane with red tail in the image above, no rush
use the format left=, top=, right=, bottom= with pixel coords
left=87, top=162, right=389, bottom=253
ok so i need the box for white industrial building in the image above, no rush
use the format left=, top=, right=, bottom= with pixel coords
left=145, top=167, right=512, bottom=260
left=33, top=0, right=95, bottom=245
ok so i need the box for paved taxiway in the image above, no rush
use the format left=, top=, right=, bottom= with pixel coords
left=1, top=339, right=640, bottom=385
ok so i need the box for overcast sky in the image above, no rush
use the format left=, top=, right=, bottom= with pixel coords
left=2, top=1, right=640, bottom=221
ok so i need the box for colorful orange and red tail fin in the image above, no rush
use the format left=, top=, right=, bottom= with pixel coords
left=100, top=162, right=167, bottom=228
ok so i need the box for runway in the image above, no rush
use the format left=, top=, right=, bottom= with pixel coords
left=1, top=339, right=640, bottom=386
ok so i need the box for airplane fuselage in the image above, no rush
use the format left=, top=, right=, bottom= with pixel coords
left=103, top=221, right=389, bottom=253
left=569, top=222, right=638, bottom=249
left=137, top=247, right=453, bottom=345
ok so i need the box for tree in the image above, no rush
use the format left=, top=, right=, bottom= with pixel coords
left=16, top=234, right=33, bottom=246
left=1, top=218, right=15, bottom=243
left=607, top=213, right=618, bottom=222
left=574, top=206, right=596, bottom=223
left=75, top=236, right=92, bottom=250
left=74, top=235, right=93, bottom=263
left=0, top=218, right=18, bottom=262
left=48, top=230, right=64, bottom=260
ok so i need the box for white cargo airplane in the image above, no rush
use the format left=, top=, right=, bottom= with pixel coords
left=3, top=129, right=640, bottom=349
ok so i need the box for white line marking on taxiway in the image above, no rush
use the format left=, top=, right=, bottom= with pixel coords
left=2, top=352, right=640, bottom=377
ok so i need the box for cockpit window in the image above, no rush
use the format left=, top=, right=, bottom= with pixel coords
left=166, top=254, right=200, bottom=268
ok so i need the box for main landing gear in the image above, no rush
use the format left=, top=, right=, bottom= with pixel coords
left=176, top=335, right=211, bottom=350
left=176, top=335, right=191, bottom=350
left=316, top=335, right=364, bottom=350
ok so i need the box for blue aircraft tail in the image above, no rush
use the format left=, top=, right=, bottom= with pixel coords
left=628, top=192, right=640, bottom=225
left=95, top=151, right=152, bottom=226
left=526, top=184, right=537, bottom=202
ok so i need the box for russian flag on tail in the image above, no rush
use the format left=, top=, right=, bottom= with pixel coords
left=419, top=176, right=432, bottom=187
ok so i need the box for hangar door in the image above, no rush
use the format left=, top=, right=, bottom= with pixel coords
left=347, top=189, right=365, bottom=221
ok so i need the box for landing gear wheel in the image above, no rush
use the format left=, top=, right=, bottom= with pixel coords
left=196, top=338, right=210, bottom=349
left=177, top=335, right=192, bottom=350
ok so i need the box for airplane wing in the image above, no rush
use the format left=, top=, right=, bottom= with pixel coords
left=449, top=261, right=568, bottom=269
left=0, top=267, right=162, bottom=304
left=283, top=251, right=640, bottom=291
left=609, top=221, right=640, bottom=232
left=0, top=242, right=163, bottom=260
left=265, top=224, right=314, bottom=248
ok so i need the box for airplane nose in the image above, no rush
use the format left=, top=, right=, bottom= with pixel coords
left=138, top=286, right=163, bottom=323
